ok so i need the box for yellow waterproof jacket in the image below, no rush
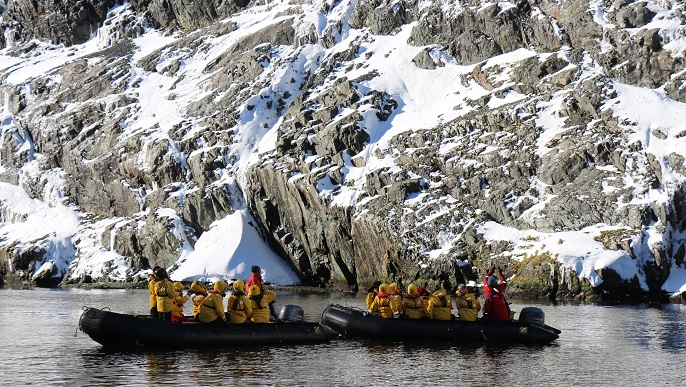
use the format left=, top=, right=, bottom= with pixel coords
left=365, top=292, right=376, bottom=310
left=192, top=294, right=206, bottom=317
left=248, top=290, right=277, bottom=323
left=172, top=294, right=189, bottom=318
left=369, top=295, right=394, bottom=318
left=189, top=281, right=208, bottom=317
left=369, top=284, right=393, bottom=318
left=155, top=278, right=179, bottom=313
left=388, top=283, right=403, bottom=317
left=226, top=292, right=253, bottom=323
left=147, top=274, right=157, bottom=310
left=402, top=294, right=425, bottom=319
left=427, top=288, right=452, bottom=320
left=198, top=291, right=225, bottom=322
left=455, top=292, right=480, bottom=321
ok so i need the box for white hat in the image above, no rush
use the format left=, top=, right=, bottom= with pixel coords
left=466, top=280, right=478, bottom=287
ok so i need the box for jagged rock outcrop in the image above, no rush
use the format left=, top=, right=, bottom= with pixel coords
left=1, top=0, right=686, bottom=302
left=1, top=0, right=119, bottom=47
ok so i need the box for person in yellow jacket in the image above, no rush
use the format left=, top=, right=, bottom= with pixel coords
left=369, top=283, right=394, bottom=318
left=154, top=268, right=178, bottom=321
left=427, top=285, right=452, bottom=320
left=226, top=279, right=253, bottom=323
left=246, top=285, right=277, bottom=323
left=198, top=280, right=227, bottom=323
left=402, top=283, right=426, bottom=319
left=147, top=266, right=160, bottom=319
left=189, top=280, right=208, bottom=318
left=388, top=282, right=403, bottom=318
left=455, top=281, right=481, bottom=321
left=365, top=280, right=382, bottom=310
left=171, top=282, right=190, bottom=322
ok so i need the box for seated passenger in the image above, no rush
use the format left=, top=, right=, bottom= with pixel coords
left=226, top=279, right=253, bottom=323
left=247, top=285, right=277, bottom=323
left=189, top=280, right=208, bottom=319
left=388, top=282, right=403, bottom=318
left=198, top=280, right=227, bottom=323
left=402, top=283, right=425, bottom=319
left=369, top=283, right=394, bottom=318
left=455, top=283, right=465, bottom=298
left=147, top=266, right=160, bottom=319
left=427, top=285, right=452, bottom=320
left=154, top=268, right=178, bottom=322
left=365, top=281, right=382, bottom=310
left=171, top=282, right=190, bottom=322
left=455, top=281, right=481, bottom=321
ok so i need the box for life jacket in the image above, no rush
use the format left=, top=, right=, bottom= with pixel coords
left=404, top=293, right=422, bottom=308
left=250, top=295, right=265, bottom=309
left=202, top=291, right=219, bottom=309
left=231, top=291, right=247, bottom=310
left=155, top=279, right=170, bottom=297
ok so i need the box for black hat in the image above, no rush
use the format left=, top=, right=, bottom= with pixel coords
left=154, top=267, right=169, bottom=280
left=251, top=265, right=261, bottom=273
left=367, top=280, right=382, bottom=293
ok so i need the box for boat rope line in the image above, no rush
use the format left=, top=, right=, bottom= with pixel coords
left=275, top=324, right=282, bottom=343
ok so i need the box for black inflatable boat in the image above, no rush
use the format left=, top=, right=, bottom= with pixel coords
left=320, top=304, right=560, bottom=343
left=79, top=305, right=339, bottom=349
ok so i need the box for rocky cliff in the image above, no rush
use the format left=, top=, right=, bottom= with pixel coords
left=1, top=0, right=686, bottom=301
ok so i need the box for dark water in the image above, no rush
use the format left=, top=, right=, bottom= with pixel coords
left=0, top=288, right=684, bottom=386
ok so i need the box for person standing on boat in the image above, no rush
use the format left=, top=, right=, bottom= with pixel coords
left=427, top=284, right=453, bottom=320
left=246, top=265, right=263, bottom=292
left=455, top=281, right=481, bottom=321
left=388, top=282, right=404, bottom=318
left=189, top=280, right=208, bottom=319
left=198, top=280, right=227, bottom=323
left=482, top=273, right=510, bottom=321
left=171, top=282, right=190, bottom=322
left=402, top=283, right=425, bottom=319
left=147, top=266, right=161, bottom=319
left=247, top=285, right=277, bottom=323
left=365, top=280, right=382, bottom=310
left=246, top=265, right=278, bottom=320
left=226, top=279, right=253, bottom=323
left=483, top=266, right=507, bottom=298
left=154, top=268, right=178, bottom=321
left=369, top=283, right=394, bottom=318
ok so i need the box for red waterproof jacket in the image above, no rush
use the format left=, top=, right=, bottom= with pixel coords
left=246, top=273, right=263, bottom=294
left=483, top=269, right=507, bottom=298
left=483, top=292, right=509, bottom=321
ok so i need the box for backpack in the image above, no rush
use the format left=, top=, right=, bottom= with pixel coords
left=155, top=280, right=169, bottom=297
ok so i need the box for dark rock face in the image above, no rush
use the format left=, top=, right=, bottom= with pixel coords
left=129, top=0, right=247, bottom=30
left=2, top=0, right=118, bottom=46
left=1, top=0, right=686, bottom=301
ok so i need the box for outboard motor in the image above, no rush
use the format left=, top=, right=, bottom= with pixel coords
left=519, top=307, right=545, bottom=326
left=278, top=304, right=304, bottom=322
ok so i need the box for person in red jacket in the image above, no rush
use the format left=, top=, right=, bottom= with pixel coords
left=482, top=266, right=510, bottom=321
left=246, top=265, right=278, bottom=319
left=483, top=266, right=507, bottom=298
left=246, top=265, right=264, bottom=293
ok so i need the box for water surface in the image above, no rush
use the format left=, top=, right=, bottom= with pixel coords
left=0, top=288, right=683, bottom=386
